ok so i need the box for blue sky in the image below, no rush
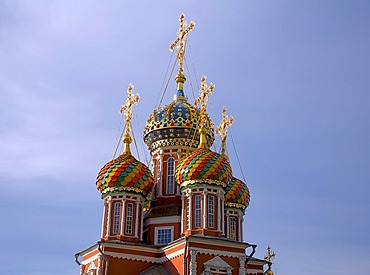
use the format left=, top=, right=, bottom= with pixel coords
left=1, top=1, right=369, bottom=274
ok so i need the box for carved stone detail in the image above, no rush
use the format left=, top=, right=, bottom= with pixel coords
left=238, top=256, right=246, bottom=275
left=190, top=250, right=198, bottom=275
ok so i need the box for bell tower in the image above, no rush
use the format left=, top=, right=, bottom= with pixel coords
left=96, top=84, right=154, bottom=243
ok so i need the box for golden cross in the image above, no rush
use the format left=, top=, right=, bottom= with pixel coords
left=169, top=13, right=195, bottom=75
left=216, top=106, right=233, bottom=154
left=264, top=245, right=276, bottom=263
left=195, top=75, right=215, bottom=128
left=120, top=84, right=140, bottom=136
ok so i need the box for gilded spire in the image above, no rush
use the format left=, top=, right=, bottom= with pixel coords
left=264, top=245, right=276, bottom=263
left=264, top=245, right=276, bottom=275
left=216, top=106, right=233, bottom=155
left=169, top=13, right=195, bottom=91
left=119, top=84, right=140, bottom=154
left=195, top=75, right=214, bottom=148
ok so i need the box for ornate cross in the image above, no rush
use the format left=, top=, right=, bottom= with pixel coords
left=195, top=75, right=215, bottom=128
left=216, top=106, right=233, bottom=154
left=264, top=245, right=276, bottom=263
left=169, top=13, right=195, bottom=75
left=120, top=84, right=140, bottom=136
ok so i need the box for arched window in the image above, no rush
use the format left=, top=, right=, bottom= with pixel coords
left=208, top=196, right=214, bottom=228
left=166, top=157, right=175, bottom=194
left=112, top=202, right=121, bottom=234
left=230, top=217, right=236, bottom=240
left=126, top=203, right=133, bottom=234
left=195, top=195, right=202, bottom=228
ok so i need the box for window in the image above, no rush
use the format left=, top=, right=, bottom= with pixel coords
left=195, top=195, right=202, bottom=228
left=208, top=196, right=214, bottom=228
left=166, top=157, right=175, bottom=194
left=155, top=226, right=174, bottom=245
left=112, top=202, right=121, bottom=234
left=126, top=203, right=133, bottom=234
left=157, top=229, right=172, bottom=244
left=230, top=217, right=236, bottom=240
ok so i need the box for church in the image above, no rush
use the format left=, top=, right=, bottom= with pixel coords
left=75, top=13, right=274, bottom=275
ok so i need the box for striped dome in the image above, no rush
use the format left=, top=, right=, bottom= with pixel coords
left=175, top=148, right=232, bottom=188
left=225, top=177, right=250, bottom=209
left=96, top=153, right=154, bottom=196
left=143, top=91, right=214, bottom=151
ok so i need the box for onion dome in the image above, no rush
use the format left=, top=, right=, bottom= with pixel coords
left=96, top=134, right=154, bottom=197
left=224, top=177, right=250, bottom=210
left=175, top=146, right=232, bottom=188
left=143, top=91, right=214, bottom=151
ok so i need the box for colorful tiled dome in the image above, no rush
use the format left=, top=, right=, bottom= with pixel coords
left=143, top=90, right=215, bottom=151
left=175, top=148, right=232, bottom=188
left=224, top=177, right=250, bottom=210
left=96, top=153, right=154, bottom=196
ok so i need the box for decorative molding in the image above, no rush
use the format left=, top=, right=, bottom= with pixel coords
left=87, top=261, right=96, bottom=271
left=204, top=256, right=231, bottom=268
left=97, top=255, right=103, bottom=275
left=190, top=250, right=198, bottom=275
left=180, top=179, right=227, bottom=189
left=188, top=236, right=249, bottom=250
left=238, top=256, right=246, bottom=275
left=81, top=252, right=100, bottom=266
left=105, top=249, right=183, bottom=264
left=202, top=255, right=233, bottom=275
left=246, top=269, right=262, bottom=273
left=190, top=247, right=246, bottom=259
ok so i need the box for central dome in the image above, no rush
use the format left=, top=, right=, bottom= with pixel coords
left=143, top=90, right=215, bottom=151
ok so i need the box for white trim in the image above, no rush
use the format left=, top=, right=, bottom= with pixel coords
left=181, top=195, right=184, bottom=233
left=203, top=191, right=207, bottom=229
left=106, top=198, right=112, bottom=236
left=140, top=204, right=144, bottom=241
left=120, top=199, right=126, bottom=236
left=188, top=194, right=192, bottom=230
left=144, top=216, right=181, bottom=226
left=101, top=201, right=107, bottom=238
left=188, top=246, right=246, bottom=259
left=135, top=199, right=140, bottom=237
left=105, top=249, right=183, bottom=264
left=217, top=191, right=221, bottom=231
left=81, top=252, right=100, bottom=266
left=246, top=269, right=263, bottom=273
left=188, top=236, right=249, bottom=250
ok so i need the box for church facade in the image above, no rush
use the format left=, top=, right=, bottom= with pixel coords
left=75, top=14, right=267, bottom=275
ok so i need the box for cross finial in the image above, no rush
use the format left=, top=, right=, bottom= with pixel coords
left=216, top=106, right=233, bottom=155
left=195, top=75, right=215, bottom=128
left=264, top=245, right=276, bottom=263
left=169, top=13, right=195, bottom=90
left=120, top=84, right=140, bottom=137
